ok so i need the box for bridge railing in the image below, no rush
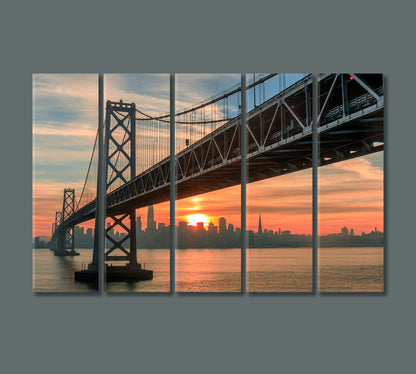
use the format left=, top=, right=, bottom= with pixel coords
left=321, top=86, right=383, bottom=125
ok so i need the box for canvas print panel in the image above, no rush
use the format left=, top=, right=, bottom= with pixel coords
left=174, top=74, right=242, bottom=293
left=246, top=73, right=313, bottom=292
left=103, top=74, right=171, bottom=292
left=318, top=73, right=384, bottom=292
left=33, top=74, right=99, bottom=292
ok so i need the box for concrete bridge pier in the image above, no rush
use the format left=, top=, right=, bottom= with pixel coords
left=54, top=226, right=79, bottom=256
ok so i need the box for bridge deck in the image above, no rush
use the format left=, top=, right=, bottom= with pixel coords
left=60, top=73, right=384, bottom=229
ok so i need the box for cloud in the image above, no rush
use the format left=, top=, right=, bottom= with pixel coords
left=317, top=154, right=383, bottom=233
left=176, top=183, right=241, bottom=227
left=319, top=156, right=383, bottom=183
left=33, top=74, right=101, bottom=236
left=176, top=74, right=241, bottom=110
left=33, top=74, right=98, bottom=105
left=105, top=74, right=170, bottom=115
left=33, top=121, right=97, bottom=138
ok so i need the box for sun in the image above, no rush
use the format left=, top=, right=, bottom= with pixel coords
left=185, top=214, right=211, bottom=227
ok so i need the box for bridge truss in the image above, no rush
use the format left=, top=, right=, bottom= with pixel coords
left=50, top=73, right=384, bottom=270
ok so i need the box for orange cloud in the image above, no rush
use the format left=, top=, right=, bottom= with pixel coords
left=318, top=155, right=383, bottom=234
left=177, top=184, right=241, bottom=228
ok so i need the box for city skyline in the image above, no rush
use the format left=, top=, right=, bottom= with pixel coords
left=34, top=204, right=384, bottom=247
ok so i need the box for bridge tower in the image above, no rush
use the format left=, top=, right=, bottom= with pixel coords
left=76, top=100, right=152, bottom=282
left=50, top=211, right=62, bottom=251
left=50, top=223, right=55, bottom=251
left=96, top=100, right=145, bottom=273
left=55, top=189, right=79, bottom=256
left=55, top=211, right=62, bottom=229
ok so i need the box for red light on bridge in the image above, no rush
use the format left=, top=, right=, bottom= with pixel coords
left=349, top=76, right=354, bottom=81
left=291, top=105, right=294, bottom=109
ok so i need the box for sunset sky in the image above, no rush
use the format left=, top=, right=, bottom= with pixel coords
left=33, top=74, right=383, bottom=238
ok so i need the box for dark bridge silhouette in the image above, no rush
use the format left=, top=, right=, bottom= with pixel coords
left=49, top=73, right=384, bottom=280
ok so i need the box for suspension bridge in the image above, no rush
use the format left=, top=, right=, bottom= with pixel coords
left=48, top=73, right=384, bottom=282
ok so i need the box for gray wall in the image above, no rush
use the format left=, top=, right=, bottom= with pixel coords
left=1, top=1, right=415, bottom=373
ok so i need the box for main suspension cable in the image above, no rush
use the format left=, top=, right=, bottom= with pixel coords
left=134, top=73, right=277, bottom=123
left=76, top=128, right=99, bottom=210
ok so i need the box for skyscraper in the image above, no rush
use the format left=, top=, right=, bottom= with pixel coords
left=208, top=221, right=217, bottom=234
left=258, top=214, right=262, bottom=234
left=136, top=216, right=142, bottom=232
left=86, top=228, right=93, bottom=248
left=219, top=217, right=226, bottom=235
left=147, top=206, right=156, bottom=232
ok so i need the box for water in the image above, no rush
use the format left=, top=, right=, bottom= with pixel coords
left=106, top=249, right=170, bottom=293
left=33, top=248, right=170, bottom=293
left=33, top=247, right=383, bottom=293
left=247, top=247, right=312, bottom=292
left=175, top=248, right=241, bottom=293
left=248, top=247, right=383, bottom=292
left=33, top=248, right=97, bottom=292
left=319, top=247, right=384, bottom=292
